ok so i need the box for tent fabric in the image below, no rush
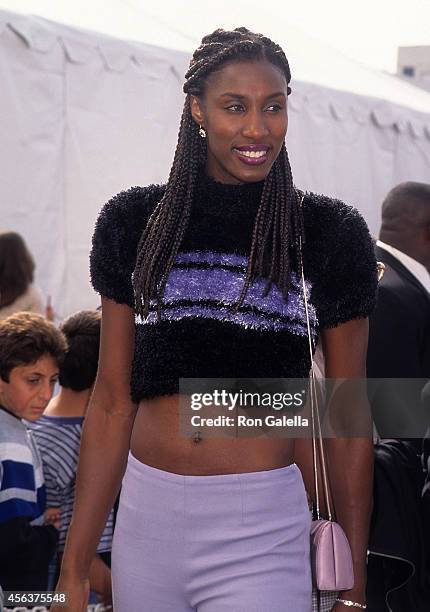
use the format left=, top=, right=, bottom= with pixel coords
left=1, top=8, right=430, bottom=318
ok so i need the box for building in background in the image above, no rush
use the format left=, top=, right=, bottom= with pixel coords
left=398, top=46, right=430, bottom=92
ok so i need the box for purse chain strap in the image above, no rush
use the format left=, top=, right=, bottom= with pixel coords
left=298, top=193, right=333, bottom=521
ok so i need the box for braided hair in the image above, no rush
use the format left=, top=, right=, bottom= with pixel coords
left=133, top=27, right=304, bottom=319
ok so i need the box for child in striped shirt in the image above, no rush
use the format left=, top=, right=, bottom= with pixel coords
left=28, top=310, right=114, bottom=607
left=0, top=312, right=67, bottom=591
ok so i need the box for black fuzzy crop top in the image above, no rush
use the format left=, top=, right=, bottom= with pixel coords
left=90, top=173, right=378, bottom=402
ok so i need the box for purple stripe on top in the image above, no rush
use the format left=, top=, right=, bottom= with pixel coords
left=174, top=251, right=313, bottom=299
left=135, top=251, right=318, bottom=337
left=157, top=266, right=317, bottom=326
left=136, top=305, right=311, bottom=335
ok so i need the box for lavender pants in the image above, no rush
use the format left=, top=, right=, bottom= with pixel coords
left=111, top=452, right=312, bottom=611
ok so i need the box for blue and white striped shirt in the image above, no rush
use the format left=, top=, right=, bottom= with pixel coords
left=0, top=407, right=45, bottom=526
left=27, top=415, right=113, bottom=553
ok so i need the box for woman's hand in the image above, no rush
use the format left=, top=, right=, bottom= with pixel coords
left=88, top=554, right=112, bottom=608
left=50, top=576, right=90, bottom=612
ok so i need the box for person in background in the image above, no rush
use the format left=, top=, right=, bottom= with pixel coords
left=366, top=182, right=430, bottom=611
left=367, top=181, right=430, bottom=443
left=0, top=231, right=53, bottom=321
left=27, top=310, right=114, bottom=608
left=0, top=312, right=67, bottom=591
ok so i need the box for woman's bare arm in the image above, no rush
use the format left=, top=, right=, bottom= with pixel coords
left=53, top=298, right=137, bottom=609
left=321, top=318, right=373, bottom=607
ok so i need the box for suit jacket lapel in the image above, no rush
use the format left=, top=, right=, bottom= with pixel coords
left=375, top=245, right=430, bottom=303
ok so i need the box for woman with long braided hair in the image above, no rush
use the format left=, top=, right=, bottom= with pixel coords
left=54, top=27, right=377, bottom=611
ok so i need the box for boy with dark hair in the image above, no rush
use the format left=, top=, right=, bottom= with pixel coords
left=28, top=310, right=114, bottom=606
left=0, top=312, right=68, bottom=590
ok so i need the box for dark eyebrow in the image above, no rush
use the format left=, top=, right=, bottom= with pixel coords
left=27, top=371, right=59, bottom=377
left=220, top=91, right=286, bottom=100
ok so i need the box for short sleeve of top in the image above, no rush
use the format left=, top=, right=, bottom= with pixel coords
left=89, top=184, right=165, bottom=307
left=303, top=192, right=378, bottom=330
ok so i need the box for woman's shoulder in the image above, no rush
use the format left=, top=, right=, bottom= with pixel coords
left=299, top=190, right=378, bottom=329
left=300, top=189, right=374, bottom=258
left=301, top=190, right=368, bottom=233
left=96, top=183, right=166, bottom=229
left=90, top=183, right=166, bottom=307
left=91, top=182, right=167, bottom=267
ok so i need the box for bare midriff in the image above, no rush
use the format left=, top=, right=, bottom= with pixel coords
left=130, top=394, right=295, bottom=476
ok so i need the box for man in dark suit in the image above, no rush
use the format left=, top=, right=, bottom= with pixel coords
left=367, top=181, right=430, bottom=440
left=366, top=182, right=430, bottom=611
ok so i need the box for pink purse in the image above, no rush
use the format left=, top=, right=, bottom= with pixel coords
left=299, top=221, right=354, bottom=594
left=310, top=520, right=354, bottom=591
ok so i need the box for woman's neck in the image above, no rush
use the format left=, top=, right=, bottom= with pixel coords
left=195, top=167, right=264, bottom=213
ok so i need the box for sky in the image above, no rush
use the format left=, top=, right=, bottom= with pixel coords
left=0, top=0, right=429, bottom=74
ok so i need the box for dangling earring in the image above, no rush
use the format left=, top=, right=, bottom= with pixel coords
left=198, top=124, right=207, bottom=138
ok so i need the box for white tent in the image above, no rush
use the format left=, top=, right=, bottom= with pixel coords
left=1, top=7, right=429, bottom=318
